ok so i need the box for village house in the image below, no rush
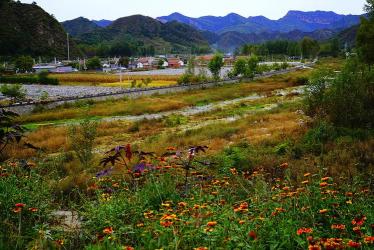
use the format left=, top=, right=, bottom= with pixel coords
left=167, top=58, right=184, bottom=68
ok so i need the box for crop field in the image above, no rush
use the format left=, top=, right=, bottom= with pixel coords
left=50, top=73, right=180, bottom=84
left=1, top=58, right=373, bottom=249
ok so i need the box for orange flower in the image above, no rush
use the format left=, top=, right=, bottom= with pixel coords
left=297, top=227, right=313, bottom=235
left=331, top=224, right=345, bottom=230
left=206, top=221, right=217, bottom=227
left=248, top=231, right=257, bottom=240
left=103, top=227, right=113, bottom=235
left=234, top=202, right=249, bottom=213
left=348, top=240, right=361, bottom=248
left=319, top=209, right=328, bottom=214
left=160, top=221, right=173, bottom=227
left=321, top=177, right=330, bottom=181
left=28, top=207, right=38, bottom=212
left=238, top=220, right=245, bottom=225
left=319, top=182, right=328, bottom=187
left=364, top=236, right=374, bottom=244
left=15, top=203, right=26, bottom=208
left=161, top=214, right=177, bottom=220
left=304, top=173, right=311, bottom=177
left=302, top=180, right=309, bottom=185
left=194, top=247, right=208, bottom=250
left=280, top=162, right=289, bottom=169
left=178, top=202, right=187, bottom=207
left=308, top=245, right=321, bottom=250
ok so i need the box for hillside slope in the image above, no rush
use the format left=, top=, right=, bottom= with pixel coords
left=73, top=15, right=211, bottom=54
left=0, top=1, right=80, bottom=57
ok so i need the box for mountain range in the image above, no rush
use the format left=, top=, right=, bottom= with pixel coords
left=0, top=1, right=363, bottom=57
left=157, top=11, right=361, bottom=34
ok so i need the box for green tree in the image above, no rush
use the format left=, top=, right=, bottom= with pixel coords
left=356, top=17, right=374, bottom=66
left=86, top=57, right=102, bottom=70
left=119, top=57, right=130, bottom=68
left=364, top=0, right=374, bottom=18
left=245, top=55, right=259, bottom=79
left=186, top=56, right=196, bottom=76
left=14, top=56, right=34, bottom=73
left=208, top=54, right=224, bottom=81
left=330, top=38, right=340, bottom=57
left=304, top=57, right=374, bottom=128
left=0, top=84, right=26, bottom=102
left=301, top=37, right=320, bottom=59
left=233, top=58, right=247, bottom=77
left=157, top=59, right=165, bottom=69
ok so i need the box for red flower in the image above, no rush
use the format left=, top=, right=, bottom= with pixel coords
left=15, top=203, right=26, bottom=208
left=297, top=227, right=313, bottom=235
left=248, top=231, right=257, bottom=240
left=347, top=240, right=361, bottom=248
left=352, top=216, right=366, bottom=226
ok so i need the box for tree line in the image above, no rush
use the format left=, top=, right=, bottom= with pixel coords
left=238, top=37, right=341, bottom=59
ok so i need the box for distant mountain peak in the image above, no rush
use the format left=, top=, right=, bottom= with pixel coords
left=157, top=11, right=361, bottom=34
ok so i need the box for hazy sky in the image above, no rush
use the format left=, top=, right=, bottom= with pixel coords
left=21, top=0, right=366, bottom=21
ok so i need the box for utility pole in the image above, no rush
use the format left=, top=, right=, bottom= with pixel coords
left=67, top=33, right=70, bottom=61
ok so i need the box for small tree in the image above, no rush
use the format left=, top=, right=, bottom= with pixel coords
left=0, top=84, right=27, bottom=103
left=245, top=56, right=259, bottom=79
left=157, top=59, right=165, bottom=69
left=86, top=57, right=102, bottom=70
left=14, top=56, right=34, bottom=73
left=186, top=56, right=196, bottom=76
left=233, top=58, right=247, bottom=77
left=68, top=118, right=98, bottom=169
left=208, top=54, right=224, bottom=81
left=301, top=37, right=320, bottom=59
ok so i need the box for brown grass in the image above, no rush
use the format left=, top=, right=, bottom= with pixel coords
left=20, top=71, right=309, bottom=124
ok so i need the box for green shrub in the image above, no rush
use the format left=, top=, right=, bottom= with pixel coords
left=304, top=57, right=374, bottom=129
left=303, top=121, right=337, bottom=154
left=0, top=84, right=26, bottom=102
left=68, top=118, right=98, bottom=169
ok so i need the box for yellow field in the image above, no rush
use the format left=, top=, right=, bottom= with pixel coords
left=50, top=73, right=180, bottom=84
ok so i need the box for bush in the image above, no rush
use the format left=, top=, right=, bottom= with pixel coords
left=303, top=121, right=337, bottom=154
left=68, top=118, right=98, bottom=169
left=0, top=84, right=26, bottom=102
left=304, top=57, right=374, bottom=129
left=295, top=76, right=309, bottom=85
left=0, top=74, right=59, bottom=85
